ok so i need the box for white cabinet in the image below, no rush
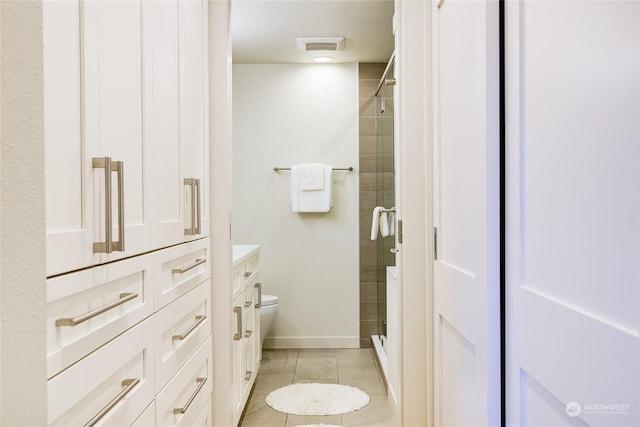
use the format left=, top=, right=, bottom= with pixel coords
left=47, top=317, right=155, bottom=427
left=143, top=0, right=184, bottom=249
left=43, top=1, right=211, bottom=425
left=231, top=246, right=262, bottom=426
left=179, top=0, right=209, bottom=240
left=44, top=0, right=210, bottom=277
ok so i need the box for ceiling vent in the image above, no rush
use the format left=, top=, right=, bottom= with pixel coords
left=297, top=37, right=345, bottom=52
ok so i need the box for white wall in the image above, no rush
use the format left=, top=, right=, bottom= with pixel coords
left=0, top=1, right=47, bottom=425
left=232, top=63, right=360, bottom=348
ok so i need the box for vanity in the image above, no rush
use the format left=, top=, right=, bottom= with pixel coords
left=231, top=245, right=262, bottom=425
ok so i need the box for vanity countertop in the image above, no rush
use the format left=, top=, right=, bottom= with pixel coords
left=232, top=244, right=261, bottom=268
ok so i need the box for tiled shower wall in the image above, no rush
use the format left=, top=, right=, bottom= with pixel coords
left=359, top=63, right=393, bottom=348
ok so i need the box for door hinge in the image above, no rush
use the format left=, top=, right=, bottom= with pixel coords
left=433, top=227, right=438, bottom=260
left=398, top=220, right=403, bottom=244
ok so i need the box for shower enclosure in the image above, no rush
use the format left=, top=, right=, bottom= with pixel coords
left=371, top=56, right=395, bottom=360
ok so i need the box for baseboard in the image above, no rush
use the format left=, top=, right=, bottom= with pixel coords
left=263, top=336, right=360, bottom=349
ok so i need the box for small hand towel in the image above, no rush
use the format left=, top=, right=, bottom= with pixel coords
left=388, top=211, right=396, bottom=236
left=291, top=165, right=333, bottom=212
left=300, top=163, right=325, bottom=191
left=371, top=207, right=383, bottom=240
left=380, top=211, right=390, bottom=237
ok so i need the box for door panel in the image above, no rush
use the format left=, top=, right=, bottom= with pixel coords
left=433, top=0, right=500, bottom=425
left=506, top=1, right=640, bottom=426
left=44, top=0, right=99, bottom=276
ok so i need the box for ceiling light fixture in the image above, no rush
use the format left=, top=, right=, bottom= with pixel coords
left=313, top=56, right=334, bottom=63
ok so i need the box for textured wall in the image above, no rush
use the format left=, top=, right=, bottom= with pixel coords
left=0, top=1, right=47, bottom=425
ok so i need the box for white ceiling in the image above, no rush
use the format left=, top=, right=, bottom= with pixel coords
left=231, top=0, right=395, bottom=64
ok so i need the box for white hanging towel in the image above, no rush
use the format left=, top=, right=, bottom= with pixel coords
left=388, top=211, right=396, bottom=236
left=371, top=207, right=383, bottom=240
left=290, top=164, right=333, bottom=212
left=379, top=211, right=390, bottom=237
left=300, top=163, right=325, bottom=191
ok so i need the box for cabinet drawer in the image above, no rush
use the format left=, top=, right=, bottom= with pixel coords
left=155, top=280, right=211, bottom=393
left=47, top=317, right=154, bottom=426
left=156, top=336, right=213, bottom=427
left=232, top=252, right=259, bottom=299
left=155, top=238, right=210, bottom=310
left=191, top=396, right=212, bottom=427
left=46, top=252, right=154, bottom=378
left=131, top=401, right=155, bottom=427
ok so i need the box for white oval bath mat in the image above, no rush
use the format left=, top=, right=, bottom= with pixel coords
left=266, top=383, right=369, bottom=416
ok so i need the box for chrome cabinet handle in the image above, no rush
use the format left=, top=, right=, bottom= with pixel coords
left=172, top=258, right=205, bottom=274
left=56, top=293, right=138, bottom=327
left=172, top=315, right=206, bottom=341
left=184, top=178, right=196, bottom=235
left=255, top=282, right=262, bottom=309
left=243, top=271, right=253, bottom=278
left=233, top=306, right=242, bottom=341
left=194, top=178, right=201, bottom=234
left=84, top=378, right=139, bottom=427
left=173, top=377, right=207, bottom=415
left=93, top=157, right=112, bottom=253
left=244, top=329, right=253, bottom=338
left=244, top=371, right=253, bottom=381
left=93, top=157, right=125, bottom=253
left=111, top=160, right=124, bottom=252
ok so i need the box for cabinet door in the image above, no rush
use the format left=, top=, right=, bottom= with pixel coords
left=142, top=0, right=185, bottom=249
left=179, top=0, right=209, bottom=240
left=231, top=295, right=244, bottom=425
left=84, top=0, right=154, bottom=263
left=44, top=0, right=99, bottom=277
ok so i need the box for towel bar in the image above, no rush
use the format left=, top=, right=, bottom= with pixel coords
left=273, top=166, right=354, bottom=172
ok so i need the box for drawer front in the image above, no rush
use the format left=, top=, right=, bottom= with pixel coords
left=155, top=238, right=210, bottom=310
left=155, top=280, right=211, bottom=393
left=131, top=401, right=155, bottom=427
left=155, top=336, right=213, bottom=427
left=191, top=396, right=212, bottom=427
left=47, top=317, right=155, bottom=426
left=46, top=252, right=154, bottom=378
left=232, top=252, right=259, bottom=300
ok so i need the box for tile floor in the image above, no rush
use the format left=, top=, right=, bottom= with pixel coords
left=238, top=348, right=396, bottom=427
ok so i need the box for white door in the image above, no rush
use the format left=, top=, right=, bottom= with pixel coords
left=142, top=0, right=185, bottom=249
left=432, top=0, right=501, bottom=425
left=84, top=0, right=152, bottom=263
left=44, top=0, right=100, bottom=277
left=506, top=2, right=640, bottom=426
left=179, top=0, right=209, bottom=240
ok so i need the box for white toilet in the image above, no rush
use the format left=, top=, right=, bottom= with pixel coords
left=259, top=294, right=279, bottom=349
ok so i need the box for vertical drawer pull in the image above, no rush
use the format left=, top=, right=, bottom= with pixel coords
left=173, top=377, right=207, bottom=415
left=172, top=315, right=206, bottom=341
left=93, top=157, right=125, bottom=253
left=194, top=178, right=201, bottom=235
left=83, top=378, right=140, bottom=427
left=233, top=306, right=242, bottom=341
left=93, top=157, right=113, bottom=253
left=55, top=293, right=138, bottom=327
left=255, top=282, right=262, bottom=309
left=184, top=178, right=196, bottom=235
left=111, top=160, right=125, bottom=252
left=171, top=258, right=206, bottom=274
